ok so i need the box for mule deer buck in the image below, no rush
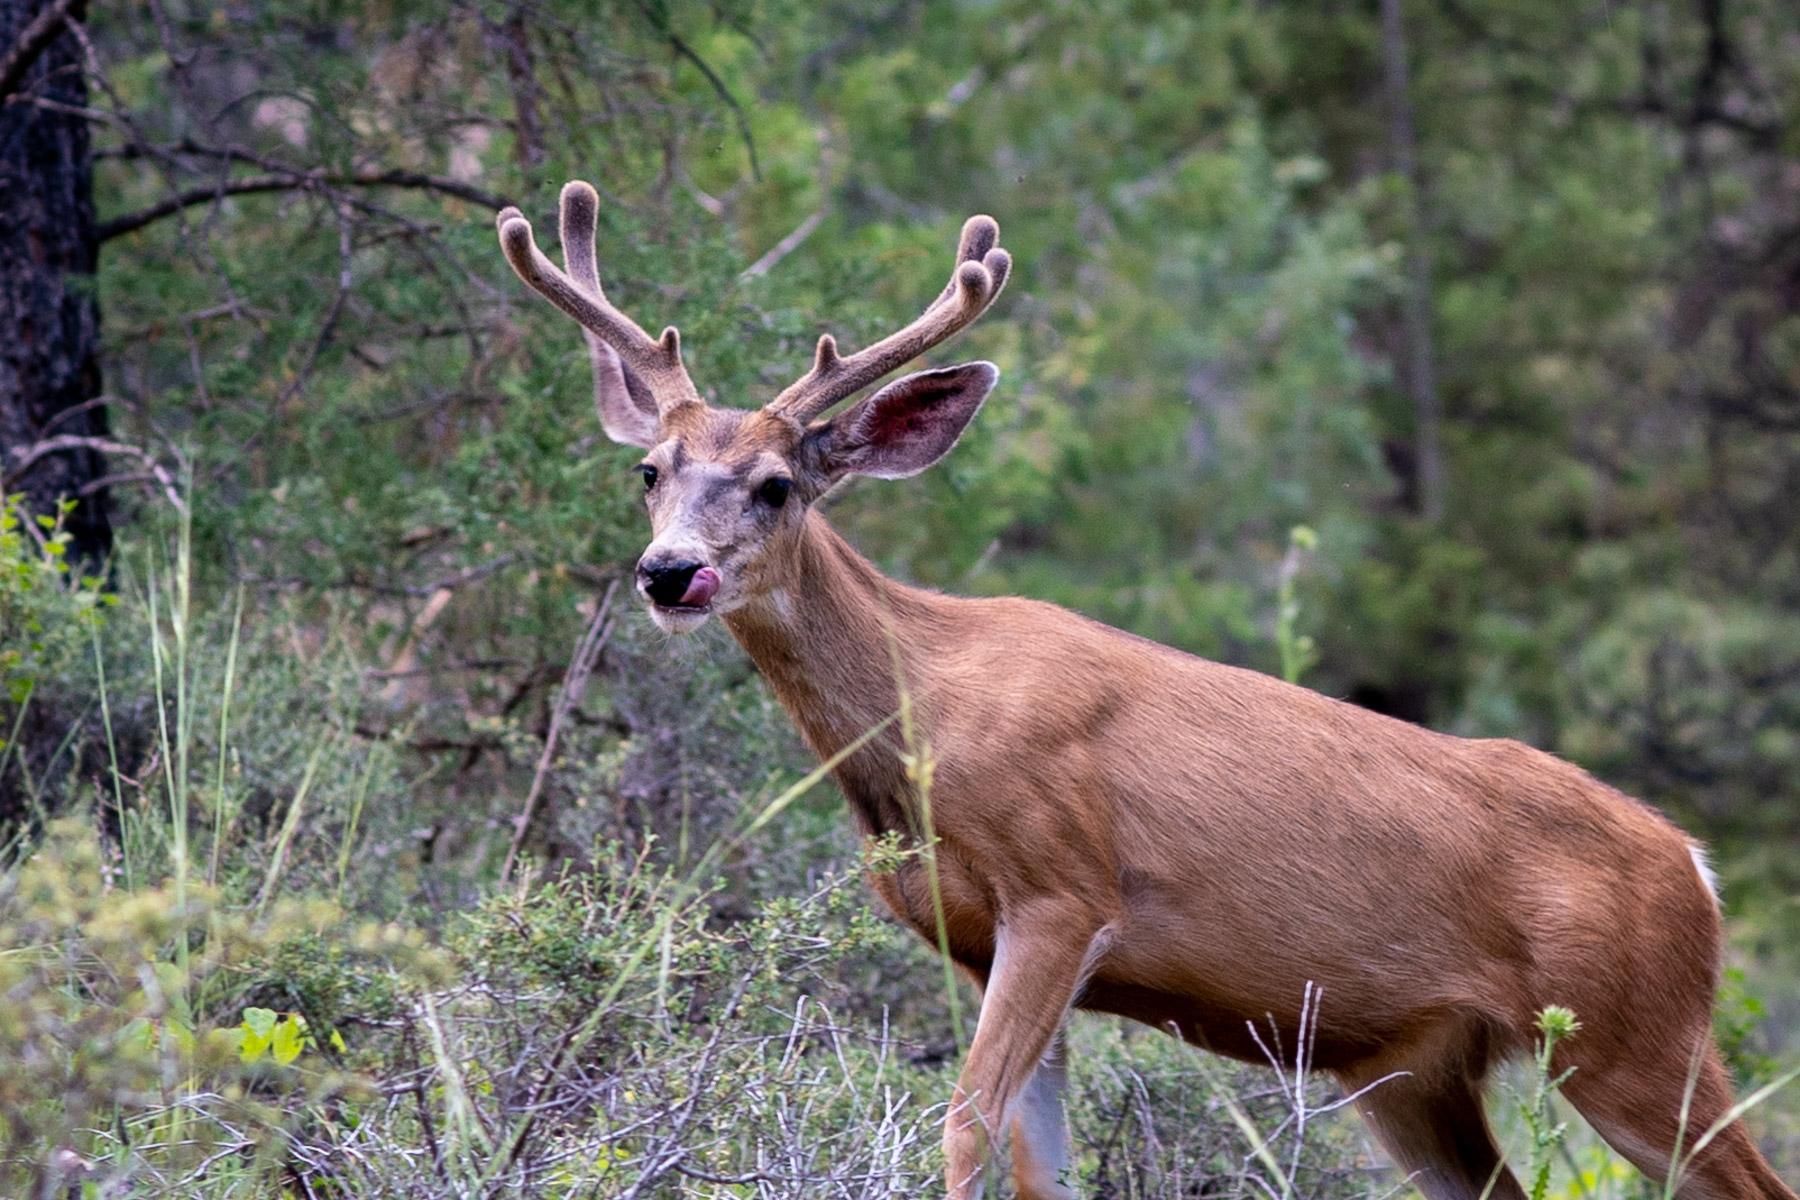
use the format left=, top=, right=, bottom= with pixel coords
left=495, top=182, right=1795, bottom=1200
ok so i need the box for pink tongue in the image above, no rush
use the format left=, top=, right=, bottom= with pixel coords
left=678, top=567, right=721, bottom=607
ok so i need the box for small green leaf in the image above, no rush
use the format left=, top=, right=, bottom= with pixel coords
left=271, top=1014, right=305, bottom=1065
left=241, top=1007, right=278, bottom=1039
left=239, top=1006, right=278, bottom=1063
left=121, top=1016, right=154, bottom=1051
left=239, top=1028, right=271, bottom=1063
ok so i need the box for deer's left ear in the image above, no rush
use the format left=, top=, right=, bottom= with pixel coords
left=808, top=362, right=998, bottom=480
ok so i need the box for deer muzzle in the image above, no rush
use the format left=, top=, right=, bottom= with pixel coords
left=637, top=558, right=720, bottom=609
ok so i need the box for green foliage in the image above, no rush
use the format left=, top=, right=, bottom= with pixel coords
left=0, top=494, right=112, bottom=705
left=0, top=818, right=434, bottom=1194
left=3, top=0, right=1798, bottom=1193
left=1716, top=968, right=1779, bottom=1091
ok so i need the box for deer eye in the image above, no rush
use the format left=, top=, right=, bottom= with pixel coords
left=638, top=464, right=658, bottom=491
left=756, top=477, right=792, bottom=509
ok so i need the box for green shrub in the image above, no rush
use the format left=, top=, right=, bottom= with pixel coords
left=0, top=819, right=438, bottom=1195
left=0, top=495, right=112, bottom=707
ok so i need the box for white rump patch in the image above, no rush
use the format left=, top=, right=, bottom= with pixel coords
left=1689, top=843, right=1720, bottom=906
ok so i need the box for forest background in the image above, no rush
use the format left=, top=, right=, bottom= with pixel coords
left=1, top=0, right=1796, bottom=1195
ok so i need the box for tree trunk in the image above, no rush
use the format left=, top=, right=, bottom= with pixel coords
left=0, top=0, right=110, bottom=567
left=1378, top=0, right=1445, bottom=523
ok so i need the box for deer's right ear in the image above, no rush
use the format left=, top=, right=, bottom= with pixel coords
left=591, top=340, right=661, bottom=449
left=807, top=361, right=998, bottom=481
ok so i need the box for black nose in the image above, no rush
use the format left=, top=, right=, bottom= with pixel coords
left=637, top=557, right=702, bottom=607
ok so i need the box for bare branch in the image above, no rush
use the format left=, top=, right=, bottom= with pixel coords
left=501, top=580, right=620, bottom=884
left=0, top=0, right=77, bottom=100
left=740, top=208, right=826, bottom=280
left=3, top=435, right=186, bottom=514
left=97, top=166, right=508, bottom=241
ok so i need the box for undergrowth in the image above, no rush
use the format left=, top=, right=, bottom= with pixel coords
left=1, top=517, right=1794, bottom=1198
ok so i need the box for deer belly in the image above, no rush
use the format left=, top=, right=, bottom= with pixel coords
left=867, top=855, right=999, bottom=976
left=1078, top=873, right=1512, bottom=1067
left=1075, top=976, right=1388, bottom=1070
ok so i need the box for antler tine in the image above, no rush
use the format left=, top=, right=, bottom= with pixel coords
left=496, top=184, right=699, bottom=411
left=769, top=215, right=1011, bottom=424
left=558, top=180, right=603, bottom=295
left=554, top=182, right=663, bottom=419
left=929, top=214, right=1002, bottom=309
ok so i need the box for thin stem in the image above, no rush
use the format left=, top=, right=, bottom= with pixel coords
left=90, top=617, right=129, bottom=890
left=207, top=585, right=244, bottom=889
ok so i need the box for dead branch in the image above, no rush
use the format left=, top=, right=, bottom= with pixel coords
left=501, top=581, right=620, bottom=884
left=98, top=166, right=508, bottom=242
left=740, top=208, right=826, bottom=279
left=3, top=435, right=186, bottom=514
left=0, top=0, right=77, bottom=99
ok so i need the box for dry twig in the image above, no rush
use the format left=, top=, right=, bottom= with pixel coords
left=500, top=581, right=620, bottom=883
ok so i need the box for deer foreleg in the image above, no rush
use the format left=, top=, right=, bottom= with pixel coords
left=1009, top=1026, right=1075, bottom=1199
left=943, top=915, right=1104, bottom=1200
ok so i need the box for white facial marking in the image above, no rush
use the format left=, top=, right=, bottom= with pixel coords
left=647, top=604, right=712, bottom=634
left=765, top=587, right=796, bottom=623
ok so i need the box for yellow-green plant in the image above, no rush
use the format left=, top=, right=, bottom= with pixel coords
left=1516, top=1005, right=1582, bottom=1200
left=0, top=819, right=438, bottom=1195
left=1276, top=525, right=1320, bottom=685
left=0, top=495, right=114, bottom=804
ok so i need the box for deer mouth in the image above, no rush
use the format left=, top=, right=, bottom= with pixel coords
left=651, top=565, right=721, bottom=615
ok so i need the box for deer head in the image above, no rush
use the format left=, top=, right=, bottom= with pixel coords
left=496, top=182, right=1011, bottom=632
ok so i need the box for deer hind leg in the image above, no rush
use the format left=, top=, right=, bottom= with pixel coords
left=943, top=910, right=1106, bottom=1200
left=1350, top=1074, right=1522, bottom=1200
left=1561, top=1035, right=1797, bottom=1200
left=1339, top=1045, right=1524, bottom=1200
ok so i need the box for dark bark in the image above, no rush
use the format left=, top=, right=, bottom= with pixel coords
left=1378, top=0, right=1444, bottom=523
left=0, top=0, right=109, bottom=567
left=498, top=5, right=544, bottom=168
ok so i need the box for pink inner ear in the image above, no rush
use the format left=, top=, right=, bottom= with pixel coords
left=832, top=362, right=996, bottom=479
left=863, top=388, right=941, bottom=443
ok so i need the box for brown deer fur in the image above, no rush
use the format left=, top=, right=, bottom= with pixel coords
left=497, top=184, right=1797, bottom=1200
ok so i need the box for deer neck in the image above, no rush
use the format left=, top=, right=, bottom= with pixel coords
left=722, top=510, right=934, bottom=827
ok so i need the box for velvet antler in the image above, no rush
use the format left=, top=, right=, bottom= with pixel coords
left=766, top=215, right=1011, bottom=424
left=495, top=181, right=700, bottom=413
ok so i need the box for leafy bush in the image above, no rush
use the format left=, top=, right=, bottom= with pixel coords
left=0, top=818, right=440, bottom=1196
left=0, top=496, right=110, bottom=701
left=1, top=495, right=115, bottom=826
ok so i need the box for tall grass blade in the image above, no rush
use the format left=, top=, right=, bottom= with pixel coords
left=255, top=732, right=332, bottom=915
left=1196, top=1054, right=1292, bottom=1195
left=208, top=585, right=245, bottom=888
left=90, top=592, right=129, bottom=888
left=1678, top=1063, right=1800, bottom=1172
